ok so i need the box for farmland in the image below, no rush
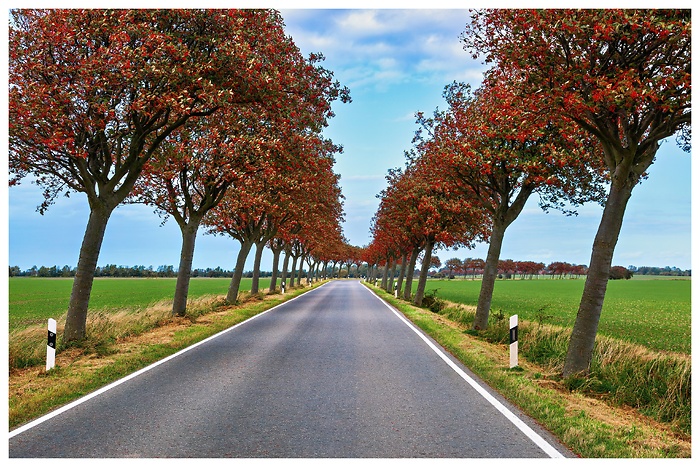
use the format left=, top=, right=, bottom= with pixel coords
left=8, top=275, right=692, bottom=453
left=8, top=277, right=269, bottom=331
left=414, top=276, right=691, bottom=354
left=10, top=275, right=691, bottom=354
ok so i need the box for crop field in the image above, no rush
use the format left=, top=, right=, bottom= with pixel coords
left=416, top=277, right=691, bottom=354
left=8, top=277, right=270, bottom=331
left=9, top=276, right=691, bottom=354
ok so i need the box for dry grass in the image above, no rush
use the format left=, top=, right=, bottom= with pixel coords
left=9, top=285, right=313, bottom=430
left=9, top=294, right=226, bottom=370
left=380, top=288, right=691, bottom=457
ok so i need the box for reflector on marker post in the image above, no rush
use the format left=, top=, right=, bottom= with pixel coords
left=47, top=318, right=56, bottom=371
left=509, top=315, right=518, bottom=368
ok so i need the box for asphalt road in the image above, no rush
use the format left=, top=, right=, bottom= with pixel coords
left=9, top=280, right=573, bottom=458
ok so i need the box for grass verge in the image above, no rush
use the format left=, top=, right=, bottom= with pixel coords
left=365, top=283, right=690, bottom=458
left=9, top=283, right=323, bottom=431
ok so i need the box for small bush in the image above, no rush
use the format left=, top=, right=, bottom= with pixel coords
left=421, top=289, right=445, bottom=313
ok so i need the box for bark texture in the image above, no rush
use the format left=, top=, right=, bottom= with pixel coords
left=64, top=205, right=113, bottom=342
left=563, top=180, right=633, bottom=376
left=413, top=239, right=434, bottom=307
left=172, top=220, right=201, bottom=316
left=226, top=240, right=254, bottom=303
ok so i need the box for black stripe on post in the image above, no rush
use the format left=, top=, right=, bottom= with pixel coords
left=47, top=330, right=57, bottom=349
left=509, top=326, right=518, bottom=345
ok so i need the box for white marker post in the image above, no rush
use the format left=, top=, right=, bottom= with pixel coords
left=509, top=315, right=518, bottom=368
left=46, top=318, right=57, bottom=371
left=281, top=281, right=286, bottom=295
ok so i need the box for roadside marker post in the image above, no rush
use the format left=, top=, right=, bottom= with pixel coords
left=509, top=315, right=518, bottom=368
left=46, top=318, right=57, bottom=371
left=281, top=281, right=286, bottom=294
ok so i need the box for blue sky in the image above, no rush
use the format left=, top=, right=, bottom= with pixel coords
left=4, top=5, right=694, bottom=273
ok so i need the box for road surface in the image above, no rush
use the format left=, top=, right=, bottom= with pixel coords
left=10, top=280, right=572, bottom=458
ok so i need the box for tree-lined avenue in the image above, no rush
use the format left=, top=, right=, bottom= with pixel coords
left=10, top=280, right=571, bottom=458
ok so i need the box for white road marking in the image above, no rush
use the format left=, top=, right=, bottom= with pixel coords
left=9, top=282, right=331, bottom=439
left=363, top=284, right=565, bottom=458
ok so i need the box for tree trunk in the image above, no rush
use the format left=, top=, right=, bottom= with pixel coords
left=380, top=261, right=389, bottom=290
left=296, top=255, right=305, bottom=285
left=305, top=258, right=313, bottom=284
left=384, top=259, right=392, bottom=293
left=389, top=259, right=398, bottom=293
left=226, top=239, right=254, bottom=304
left=290, top=255, right=298, bottom=287
left=396, top=253, right=408, bottom=297
left=563, top=180, right=634, bottom=376
left=172, top=219, right=202, bottom=317
left=250, top=240, right=265, bottom=295
left=413, top=239, right=434, bottom=306
left=403, top=247, right=420, bottom=301
left=280, top=249, right=291, bottom=290
left=269, top=246, right=282, bottom=293
left=63, top=205, right=113, bottom=343
left=473, top=220, right=507, bottom=330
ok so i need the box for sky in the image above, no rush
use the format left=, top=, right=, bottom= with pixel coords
left=4, top=3, right=695, bottom=275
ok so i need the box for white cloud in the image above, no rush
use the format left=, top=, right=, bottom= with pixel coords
left=281, top=9, right=481, bottom=92
left=335, top=10, right=386, bottom=35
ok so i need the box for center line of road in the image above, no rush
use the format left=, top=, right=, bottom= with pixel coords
left=363, top=284, right=565, bottom=459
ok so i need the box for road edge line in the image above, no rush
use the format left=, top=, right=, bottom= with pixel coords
left=362, top=283, right=565, bottom=459
left=9, top=281, right=332, bottom=439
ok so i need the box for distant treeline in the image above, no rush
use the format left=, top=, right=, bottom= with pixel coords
left=431, top=259, right=690, bottom=280
left=9, top=262, right=690, bottom=279
left=630, top=265, right=691, bottom=276
left=7, top=264, right=295, bottom=279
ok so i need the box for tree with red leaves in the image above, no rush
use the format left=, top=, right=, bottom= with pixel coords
left=137, top=49, right=347, bottom=315
left=464, top=9, right=691, bottom=375
left=206, top=135, right=344, bottom=303
left=372, top=152, right=488, bottom=306
left=417, top=77, right=605, bottom=331
left=9, top=9, right=349, bottom=343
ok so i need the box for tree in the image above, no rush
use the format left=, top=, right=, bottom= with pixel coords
left=139, top=44, right=348, bottom=313
left=206, top=134, right=344, bottom=303
left=9, top=9, right=342, bottom=342
left=445, top=257, right=463, bottom=279
left=609, top=266, right=633, bottom=280
left=416, top=78, right=605, bottom=330
left=371, top=153, right=487, bottom=307
left=464, top=9, right=691, bottom=375
left=464, top=258, right=485, bottom=279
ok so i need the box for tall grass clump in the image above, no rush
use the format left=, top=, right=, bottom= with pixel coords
left=585, top=337, right=691, bottom=434
left=524, top=325, right=690, bottom=436
left=9, top=295, right=224, bottom=370
left=430, top=298, right=691, bottom=436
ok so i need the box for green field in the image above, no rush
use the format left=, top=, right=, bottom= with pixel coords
left=9, top=276, right=691, bottom=354
left=8, top=277, right=270, bottom=330
left=415, top=277, right=691, bottom=354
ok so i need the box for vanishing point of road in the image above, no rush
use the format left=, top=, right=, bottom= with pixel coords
left=9, top=280, right=573, bottom=458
